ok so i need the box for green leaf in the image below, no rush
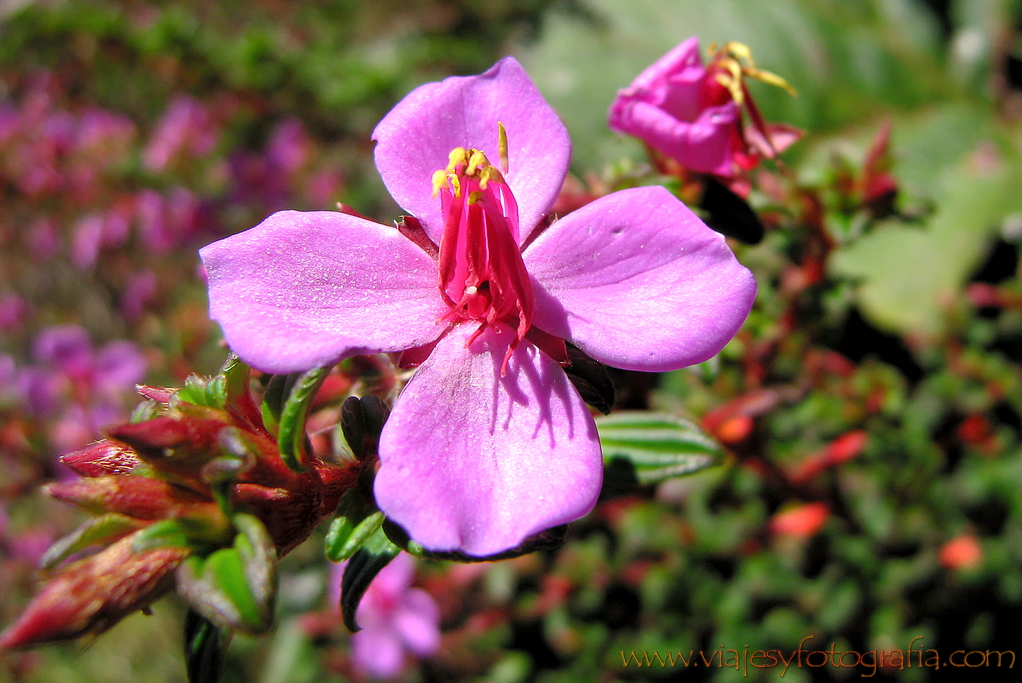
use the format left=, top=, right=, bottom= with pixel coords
left=276, top=366, right=332, bottom=472
left=175, top=515, right=277, bottom=634
left=597, top=411, right=722, bottom=485
left=184, top=609, right=230, bottom=683
left=325, top=488, right=385, bottom=563
left=132, top=518, right=193, bottom=552
left=176, top=374, right=228, bottom=410
left=831, top=113, right=1022, bottom=336
left=40, top=513, right=147, bottom=569
left=340, top=525, right=401, bottom=632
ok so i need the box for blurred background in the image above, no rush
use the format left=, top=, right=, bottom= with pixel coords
left=2, top=0, right=1022, bottom=681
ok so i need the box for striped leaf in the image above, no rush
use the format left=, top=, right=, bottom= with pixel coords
left=597, top=411, right=722, bottom=485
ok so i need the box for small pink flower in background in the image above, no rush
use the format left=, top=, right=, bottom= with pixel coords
left=332, top=554, right=441, bottom=680
left=609, top=37, right=801, bottom=179
left=15, top=325, right=147, bottom=456
left=143, top=95, right=218, bottom=171
left=201, top=57, right=756, bottom=556
left=0, top=294, right=27, bottom=332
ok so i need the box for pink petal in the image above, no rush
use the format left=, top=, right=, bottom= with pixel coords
left=618, top=36, right=706, bottom=122
left=372, top=57, right=570, bottom=245
left=374, top=324, right=602, bottom=556
left=524, top=186, right=756, bottom=372
left=352, top=626, right=406, bottom=679
left=610, top=98, right=738, bottom=176
left=200, top=210, right=448, bottom=373
left=394, top=589, right=441, bottom=656
left=627, top=37, right=702, bottom=95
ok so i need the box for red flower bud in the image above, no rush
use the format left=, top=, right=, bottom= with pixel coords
left=0, top=534, right=188, bottom=649
left=45, top=476, right=209, bottom=520
left=60, top=440, right=141, bottom=477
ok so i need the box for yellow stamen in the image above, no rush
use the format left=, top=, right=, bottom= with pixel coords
left=708, top=41, right=798, bottom=99
left=466, top=150, right=488, bottom=176
left=498, top=122, right=509, bottom=174
left=431, top=169, right=449, bottom=197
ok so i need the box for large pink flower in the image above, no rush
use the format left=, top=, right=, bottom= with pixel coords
left=200, top=57, right=756, bottom=556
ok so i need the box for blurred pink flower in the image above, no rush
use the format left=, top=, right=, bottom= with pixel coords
left=15, top=325, right=147, bottom=455
left=338, top=554, right=440, bottom=680
left=143, top=95, right=218, bottom=171
left=609, top=37, right=801, bottom=177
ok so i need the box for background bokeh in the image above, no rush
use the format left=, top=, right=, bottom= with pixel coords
left=3, top=0, right=1022, bottom=681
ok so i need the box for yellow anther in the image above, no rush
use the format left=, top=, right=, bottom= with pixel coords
left=708, top=41, right=797, bottom=98
left=449, top=174, right=462, bottom=198
left=431, top=169, right=450, bottom=197
left=498, top=122, right=509, bottom=174
left=721, top=41, right=754, bottom=68
left=466, top=149, right=489, bottom=175
left=478, top=165, right=504, bottom=190
left=446, top=147, right=469, bottom=172
left=716, top=59, right=745, bottom=105
left=746, top=66, right=797, bottom=96
left=467, top=190, right=483, bottom=205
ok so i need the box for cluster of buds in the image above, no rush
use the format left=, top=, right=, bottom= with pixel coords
left=0, top=356, right=359, bottom=648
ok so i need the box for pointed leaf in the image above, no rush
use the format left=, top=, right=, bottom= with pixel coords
left=339, top=396, right=390, bottom=461
left=563, top=345, right=616, bottom=415
left=700, top=176, right=765, bottom=244
left=277, top=365, right=331, bottom=472
left=175, top=514, right=277, bottom=634
left=132, top=518, right=193, bottom=552
left=597, top=411, right=722, bottom=485
left=184, top=609, right=230, bottom=683
left=340, top=526, right=400, bottom=632
left=325, top=488, right=385, bottom=562
left=40, top=514, right=147, bottom=569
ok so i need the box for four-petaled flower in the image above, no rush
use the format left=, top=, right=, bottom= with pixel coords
left=200, top=57, right=756, bottom=556
left=609, top=37, right=801, bottom=178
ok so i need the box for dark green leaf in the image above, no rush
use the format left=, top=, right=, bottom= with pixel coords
left=184, top=609, right=230, bottom=683
left=700, top=177, right=765, bottom=244
left=339, top=395, right=390, bottom=461
left=564, top=345, right=615, bottom=414
left=341, top=526, right=400, bottom=632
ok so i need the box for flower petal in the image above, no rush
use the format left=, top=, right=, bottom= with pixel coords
left=525, top=186, right=756, bottom=372
left=352, top=626, right=406, bottom=679
left=609, top=98, right=738, bottom=176
left=372, top=57, right=570, bottom=245
left=200, top=210, right=448, bottom=373
left=394, top=589, right=441, bottom=656
left=374, top=324, right=601, bottom=556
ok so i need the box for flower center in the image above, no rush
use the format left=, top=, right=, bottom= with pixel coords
left=432, top=125, right=534, bottom=369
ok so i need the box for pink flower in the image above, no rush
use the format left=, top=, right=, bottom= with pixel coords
left=200, top=57, right=757, bottom=556
left=334, top=554, right=440, bottom=679
left=609, top=37, right=801, bottom=177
